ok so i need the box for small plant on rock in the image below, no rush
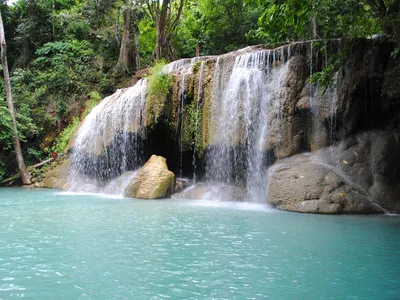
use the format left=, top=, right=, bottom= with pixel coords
left=146, top=61, right=173, bottom=124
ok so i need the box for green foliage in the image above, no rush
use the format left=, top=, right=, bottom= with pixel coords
left=0, top=160, right=6, bottom=181
left=1, top=0, right=399, bottom=181
left=51, top=116, right=80, bottom=154
left=0, top=70, right=43, bottom=151
left=0, top=105, right=13, bottom=151
left=32, top=39, right=98, bottom=117
left=139, top=16, right=156, bottom=66
left=192, top=61, right=201, bottom=72
left=27, top=147, right=44, bottom=164
left=146, top=62, right=173, bottom=124
left=82, top=91, right=102, bottom=118
left=309, top=41, right=352, bottom=92
left=254, top=0, right=381, bottom=43
left=177, top=0, right=262, bottom=56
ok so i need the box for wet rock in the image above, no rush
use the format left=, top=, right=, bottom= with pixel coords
left=35, top=158, right=70, bottom=190
left=123, top=155, right=175, bottom=199
left=267, top=159, right=383, bottom=214
left=336, top=130, right=400, bottom=212
left=267, top=129, right=400, bottom=214
left=175, top=178, right=191, bottom=194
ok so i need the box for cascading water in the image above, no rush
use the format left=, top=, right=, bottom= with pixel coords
left=67, top=53, right=213, bottom=194
left=177, top=73, right=186, bottom=177
left=192, top=61, right=205, bottom=182
left=67, top=79, right=147, bottom=194
left=171, top=57, right=201, bottom=177
left=65, top=41, right=348, bottom=203
left=206, top=48, right=291, bottom=202
left=328, top=72, right=339, bottom=145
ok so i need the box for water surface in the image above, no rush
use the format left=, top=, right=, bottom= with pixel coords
left=1, top=188, right=399, bottom=299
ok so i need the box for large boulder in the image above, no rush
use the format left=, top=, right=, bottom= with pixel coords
left=35, top=158, right=70, bottom=190
left=267, top=157, right=383, bottom=214
left=123, top=155, right=175, bottom=199
left=267, top=129, right=400, bottom=214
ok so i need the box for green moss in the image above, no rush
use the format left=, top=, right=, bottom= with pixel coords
left=192, top=61, right=201, bottom=73
left=182, top=101, right=203, bottom=155
left=146, top=62, right=173, bottom=125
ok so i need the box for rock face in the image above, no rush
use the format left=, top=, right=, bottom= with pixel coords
left=267, top=159, right=383, bottom=214
left=46, top=39, right=399, bottom=213
left=267, top=129, right=400, bottom=213
left=123, top=155, right=175, bottom=199
left=333, top=130, right=400, bottom=212
left=35, top=158, right=70, bottom=190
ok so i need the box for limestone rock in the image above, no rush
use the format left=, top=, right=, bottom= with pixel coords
left=123, top=155, right=175, bottom=199
left=35, top=158, right=70, bottom=190
left=267, top=159, right=383, bottom=214
left=335, top=130, right=400, bottom=212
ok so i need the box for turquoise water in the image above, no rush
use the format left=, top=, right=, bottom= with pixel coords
left=1, top=188, right=400, bottom=299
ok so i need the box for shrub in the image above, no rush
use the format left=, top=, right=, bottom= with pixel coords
left=82, top=91, right=102, bottom=118
left=51, top=116, right=80, bottom=154
left=146, top=61, right=173, bottom=124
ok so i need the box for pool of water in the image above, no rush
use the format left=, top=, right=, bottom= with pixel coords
left=1, top=188, right=399, bottom=299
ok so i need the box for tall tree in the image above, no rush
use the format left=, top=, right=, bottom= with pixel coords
left=147, top=0, right=184, bottom=61
left=114, top=1, right=143, bottom=76
left=12, top=0, right=53, bottom=69
left=0, top=12, right=31, bottom=185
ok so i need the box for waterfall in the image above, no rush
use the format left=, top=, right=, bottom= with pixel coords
left=177, top=73, right=186, bottom=177
left=174, top=59, right=199, bottom=177
left=192, top=61, right=205, bottom=182
left=329, top=72, right=339, bottom=145
left=67, top=79, right=147, bottom=193
left=206, top=48, right=291, bottom=201
left=309, top=41, right=318, bottom=115
left=64, top=42, right=347, bottom=202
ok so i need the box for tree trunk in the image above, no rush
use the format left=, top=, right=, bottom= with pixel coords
left=311, top=14, right=317, bottom=39
left=154, top=0, right=169, bottom=61
left=114, top=7, right=140, bottom=76
left=155, top=23, right=161, bottom=61
left=0, top=12, right=31, bottom=185
left=147, top=0, right=184, bottom=61
left=311, top=0, right=317, bottom=40
left=52, top=0, right=55, bottom=39
left=133, top=23, right=140, bottom=70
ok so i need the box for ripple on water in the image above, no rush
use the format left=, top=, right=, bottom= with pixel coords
left=0, top=188, right=399, bottom=299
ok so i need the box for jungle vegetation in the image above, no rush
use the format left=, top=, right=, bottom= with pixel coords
left=0, top=0, right=399, bottom=181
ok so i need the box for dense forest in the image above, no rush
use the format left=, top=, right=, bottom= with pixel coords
left=0, top=0, right=399, bottom=181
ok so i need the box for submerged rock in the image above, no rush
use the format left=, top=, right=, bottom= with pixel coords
left=175, top=178, right=191, bottom=194
left=172, top=183, right=246, bottom=201
left=267, top=156, right=383, bottom=214
left=123, top=155, right=175, bottom=199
